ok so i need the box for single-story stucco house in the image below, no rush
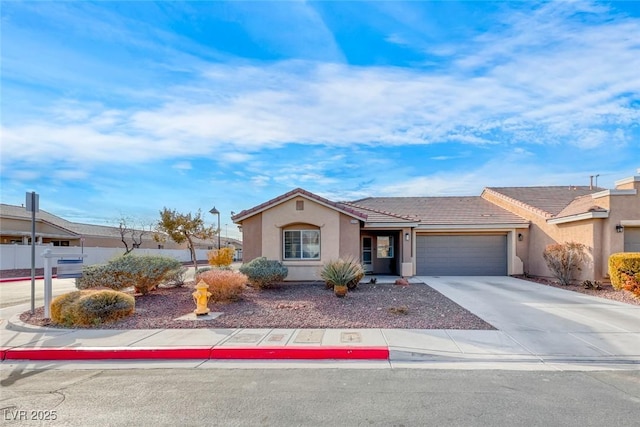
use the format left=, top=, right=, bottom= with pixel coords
left=231, top=170, right=640, bottom=282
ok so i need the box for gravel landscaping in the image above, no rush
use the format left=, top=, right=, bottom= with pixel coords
left=18, top=276, right=639, bottom=330
left=516, top=276, right=640, bottom=306
left=20, top=281, right=495, bottom=330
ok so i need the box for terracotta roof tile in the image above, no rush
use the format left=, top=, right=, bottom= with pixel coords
left=231, top=188, right=368, bottom=222
left=554, top=194, right=607, bottom=219
left=485, top=186, right=604, bottom=217
left=346, top=196, right=528, bottom=225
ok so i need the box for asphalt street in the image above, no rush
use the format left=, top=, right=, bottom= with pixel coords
left=2, top=368, right=639, bottom=426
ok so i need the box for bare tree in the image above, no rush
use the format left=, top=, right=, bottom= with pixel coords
left=117, top=216, right=152, bottom=255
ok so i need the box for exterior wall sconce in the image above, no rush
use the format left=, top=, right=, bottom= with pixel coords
left=517, top=233, right=524, bottom=242
left=616, top=224, right=624, bottom=233
left=405, top=232, right=410, bottom=241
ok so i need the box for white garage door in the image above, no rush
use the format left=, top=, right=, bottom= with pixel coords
left=624, top=228, right=640, bottom=252
left=416, top=235, right=507, bottom=276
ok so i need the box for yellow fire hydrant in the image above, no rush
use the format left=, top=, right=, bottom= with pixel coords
left=192, top=281, right=212, bottom=315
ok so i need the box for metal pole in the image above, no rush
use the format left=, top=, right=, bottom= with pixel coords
left=30, top=192, right=36, bottom=314
left=217, top=214, right=221, bottom=249
left=43, top=249, right=52, bottom=319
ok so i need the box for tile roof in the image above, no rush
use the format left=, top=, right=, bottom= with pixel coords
left=485, top=186, right=604, bottom=217
left=2, top=203, right=136, bottom=238
left=346, top=196, right=528, bottom=225
left=554, top=194, right=607, bottom=219
left=231, top=188, right=368, bottom=222
left=340, top=203, right=417, bottom=224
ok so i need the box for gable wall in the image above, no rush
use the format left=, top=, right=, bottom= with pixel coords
left=261, top=196, right=342, bottom=280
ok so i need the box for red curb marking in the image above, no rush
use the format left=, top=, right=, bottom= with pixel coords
left=0, top=346, right=390, bottom=361
left=2, top=347, right=212, bottom=361
left=210, top=346, right=390, bottom=360
left=0, top=276, right=48, bottom=283
left=0, top=349, right=6, bottom=361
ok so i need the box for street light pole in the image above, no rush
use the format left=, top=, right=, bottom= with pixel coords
left=209, top=206, right=220, bottom=249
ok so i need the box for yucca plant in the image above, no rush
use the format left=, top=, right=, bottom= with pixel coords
left=320, top=257, right=365, bottom=296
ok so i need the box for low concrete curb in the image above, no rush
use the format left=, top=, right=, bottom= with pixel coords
left=0, top=346, right=390, bottom=361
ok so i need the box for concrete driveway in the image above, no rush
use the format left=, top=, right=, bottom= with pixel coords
left=418, top=276, right=640, bottom=361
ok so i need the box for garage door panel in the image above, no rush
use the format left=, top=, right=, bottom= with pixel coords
left=416, top=235, right=507, bottom=276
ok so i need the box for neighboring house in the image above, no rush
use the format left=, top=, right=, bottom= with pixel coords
left=0, top=204, right=234, bottom=252
left=231, top=171, right=640, bottom=282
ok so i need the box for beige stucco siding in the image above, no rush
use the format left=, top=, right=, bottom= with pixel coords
left=339, top=214, right=360, bottom=259
left=599, top=190, right=640, bottom=276
left=240, top=213, right=262, bottom=263
left=260, top=196, right=343, bottom=281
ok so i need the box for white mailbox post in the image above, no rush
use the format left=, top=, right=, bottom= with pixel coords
left=42, top=249, right=87, bottom=319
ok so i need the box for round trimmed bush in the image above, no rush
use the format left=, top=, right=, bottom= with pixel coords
left=50, top=290, right=135, bottom=327
left=609, top=252, right=640, bottom=290
left=239, top=257, right=288, bottom=288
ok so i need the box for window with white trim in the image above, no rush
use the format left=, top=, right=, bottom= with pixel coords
left=284, top=229, right=320, bottom=260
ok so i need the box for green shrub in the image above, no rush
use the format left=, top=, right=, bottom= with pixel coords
left=609, top=252, right=640, bottom=290
left=164, top=266, right=188, bottom=287
left=239, top=257, right=288, bottom=288
left=50, top=290, right=135, bottom=327
left=542, top=242, right=588, bottom=285
left=320, top=257, right=365, bottom=290
left=197, top=269, right=248, bottom=302
left=76, top=255, right=183, bottom=295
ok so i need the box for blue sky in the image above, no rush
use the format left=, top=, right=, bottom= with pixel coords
left=1, top=1, right=639, bottom=240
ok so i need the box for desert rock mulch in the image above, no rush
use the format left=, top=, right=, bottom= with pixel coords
left=20, top=282, right=496, bottom=330
left=516, top=276, right=640, bottom=306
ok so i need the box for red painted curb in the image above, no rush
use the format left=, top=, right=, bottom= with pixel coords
left=210, top=346, right=390, bottom=360
left=0, top=346, right=390, bottom=361
left=0, top=276, right=50, bottom=283
left=2, top=347, right=212, bottom=361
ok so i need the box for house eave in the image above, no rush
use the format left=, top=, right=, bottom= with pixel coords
left=547, top=211, right=609, bottom=224
left=591, top=189, right=637, bottom=199
left=620, top=220, right=640, bottom=227
left=614, top=175, right=640, bottom=186
left=363, top=222, right=420, bottom=228
left=1, top=230, right=81, bottom=239
left=416, top=223, right=530, bottom=231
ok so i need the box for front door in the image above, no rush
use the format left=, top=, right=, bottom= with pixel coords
left=374, top=235, right=395, bottom=275
left=362, top=237, right=373, bottom=273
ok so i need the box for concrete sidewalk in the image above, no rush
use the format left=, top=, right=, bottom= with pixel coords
left=2, top=315, right=639, bottom=369
left=2, top=276, right=640, bottom=370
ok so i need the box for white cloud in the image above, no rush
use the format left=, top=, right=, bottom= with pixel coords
left=172, top=161, right=192, bottom=171
left=1, top=1, right=638, bottom=175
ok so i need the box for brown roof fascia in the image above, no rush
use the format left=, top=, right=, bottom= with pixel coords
left=231, top=188, right=368, bottom=223
left=481, top=188, right=554, bottom=219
